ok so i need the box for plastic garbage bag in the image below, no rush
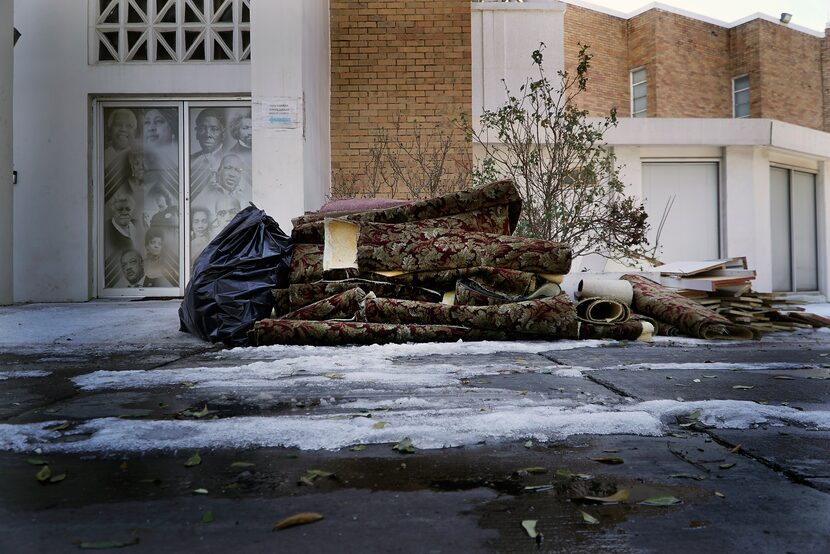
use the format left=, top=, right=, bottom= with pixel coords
left=179, top=205, right=293, bottom=346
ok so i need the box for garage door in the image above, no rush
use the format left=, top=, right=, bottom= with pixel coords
left=642, top=162, right=720, bottom=263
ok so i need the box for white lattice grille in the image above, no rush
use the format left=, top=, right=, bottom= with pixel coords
left=92, top=0, right=251, bottom=63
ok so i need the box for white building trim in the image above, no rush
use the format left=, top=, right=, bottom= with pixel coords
left=561, top=0, right=826, bottom=38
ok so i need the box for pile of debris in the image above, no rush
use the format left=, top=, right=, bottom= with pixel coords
left=656, top=259, right=830, bottom=334
left=248, top=181, right=758, bottom=346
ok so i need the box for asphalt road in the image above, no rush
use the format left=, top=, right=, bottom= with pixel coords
left=1, top=301, right=829, bottom=553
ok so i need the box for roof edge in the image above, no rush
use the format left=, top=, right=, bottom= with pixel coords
left=561, top=0, right=825, bottom=38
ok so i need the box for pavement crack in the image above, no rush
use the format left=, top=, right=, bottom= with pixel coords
left=704, top=430, right=829, bottom=494
left=583, top=374, right=637, bottom=400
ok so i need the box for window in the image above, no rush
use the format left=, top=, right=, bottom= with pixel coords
left=97, top=100, right=252, bottom=297
left=630, top=67, right=647, bottom=118
left=733, top=75, right=750, bottom=118
left=770, top=167, right=818, bottom=292
left=91, top=0, right=251, bottom=64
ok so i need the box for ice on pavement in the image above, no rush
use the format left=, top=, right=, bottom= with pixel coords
left=217, top=339, right=608, bottom=360
left=0, top=370, right=51, bottom=381
left=0, top=399, right=827, bottom=453
left=73, top=340, right=605, bottom=390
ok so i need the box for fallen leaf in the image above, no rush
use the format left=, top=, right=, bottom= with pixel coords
left=35, top=465, right=51, bottom=482
left=324, top=372, right=344, bottom=380
left=590, top=457, right=624, bottom=465
left=230, top=462, right=255, bottom=469
left=305, top=469, right=334, bottom=480
left=639, top=495, right=682, bottom=506
left=392, top=437, right=415, bottom=454
left=26, top=458, right=49, bottom=465
left=719, top=463, right=736, bottom=469
left=372, top=421, right=387, bottom=430
left=201, top=511, right=214, bottom=524
left=182, top=405, right=210, bottom=418
left=193, top=488, right=209, bottom=495
left=670, top=473, right=706, bottom=481
left=517, top=467, right=548, bottom=475
left=732, top=385, right=754, bottom=390
left=349, top=445, right=367, bottom=452
left=687, top=410, right=701, bottom=420
left=580, top=511, right=599, bottom=525
left=78, top=537, right=140, bottom=549
left=49, top=473, right=67, bottom=483
left=184, top=452, right=201, bottom=467
left=524, top=484, right=555, bottom=492
left=729, top=445, right=741, bottom=454
left=579, top=489, right=630, bottom=504
left=524, top=440, right=534, bottom=449
left=273, top=512, right=323, bottom=530
left=521, top=519, right=539, bottom=539
left=45, top=421, right=70, bottom=432
left=714, top=491, right=726, bottom=498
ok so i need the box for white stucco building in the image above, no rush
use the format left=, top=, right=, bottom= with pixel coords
left=2, top=0, right=829, bottom=304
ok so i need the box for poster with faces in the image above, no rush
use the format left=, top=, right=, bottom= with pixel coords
left=188, top=106, right=253, bottom=267
left=102, top=106, right=180, bottom=289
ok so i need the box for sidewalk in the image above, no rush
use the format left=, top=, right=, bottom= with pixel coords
left=0, top=300, right=829, bottom=552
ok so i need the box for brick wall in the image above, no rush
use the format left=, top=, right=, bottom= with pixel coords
left=756, top=20, right=824, bottom=131
left=729, top=21, right=763, bottom=118
left=330, top=0, right=471, bottom=199
left=563, top=5, right=627, bottom=116
left=653, top=11, right=731, bottom=118
left=824, top=29, right=830, bottom=132
left=626, top=11, right=658, bottom=117
left=567, top=6, right=827, bottom=129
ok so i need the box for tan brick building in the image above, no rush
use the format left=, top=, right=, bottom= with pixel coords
left=329, top=0, right=472, bottom=198
left=563, top=3, right=828, bottom=131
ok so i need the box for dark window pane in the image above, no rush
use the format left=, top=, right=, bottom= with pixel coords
left=214, top=0, right=233, bottom=23
left=184, top=2, right=203, bottom=23
left=241, top=2, right=250, bottom=23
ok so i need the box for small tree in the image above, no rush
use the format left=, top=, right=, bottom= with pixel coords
left=330, top=118, right=472, bottom=201
left=470, top=44, right=653, bottom=262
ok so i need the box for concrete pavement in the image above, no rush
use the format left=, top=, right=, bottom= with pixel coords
left=1, top=300, right=829, bottom=552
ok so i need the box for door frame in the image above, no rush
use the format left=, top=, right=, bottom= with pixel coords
left=92, top=95, right=251, bottom=298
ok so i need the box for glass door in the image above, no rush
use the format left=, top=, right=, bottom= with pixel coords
left=96, top=99, right=251, bottom=298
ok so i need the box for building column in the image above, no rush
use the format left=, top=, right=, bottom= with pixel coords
left=250, top=0, right=330, bottom=233
left=0, top=0, right=13, bottom=305
left=472, top=0, right=566, bottom=128
left=817, top=160, right=830, bottom=296
left=723, top=145, right=772, bottom=292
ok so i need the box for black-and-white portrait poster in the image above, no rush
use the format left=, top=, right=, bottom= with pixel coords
left=102, top=106, right=180, bottom=289
left=188, top=106, right=253, bottom=267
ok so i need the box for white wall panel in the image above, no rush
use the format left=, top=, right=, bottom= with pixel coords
left=642, top=162, right=719, bottom=263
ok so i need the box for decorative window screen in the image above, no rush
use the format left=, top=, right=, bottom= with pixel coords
left=732, top=75, right=750, bottom=119
left=630, top=67, right=647, bottom=118
left=92, top=0, right=251, bottom=63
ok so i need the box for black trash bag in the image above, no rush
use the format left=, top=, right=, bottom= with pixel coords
left=179, top=205, right=293, bottom=346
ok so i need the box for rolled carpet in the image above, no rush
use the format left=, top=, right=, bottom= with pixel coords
left=291, top=179, right=523, bottom=243
left=575, top=297, right=631, bottom=324
left=359, top=293, right=577, bottom=338
left=621, top=274, right=756, bottom=340
left=340, top=221, right=572, bottom=275
left=278, top=288, right=367, bottom=322
left=248, top=319, right=509, bottom=346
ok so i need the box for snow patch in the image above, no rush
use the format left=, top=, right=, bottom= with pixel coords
left=0, top=370, right=51, bottom=381
left=0, top=406, right=663, bottom=453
